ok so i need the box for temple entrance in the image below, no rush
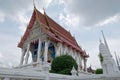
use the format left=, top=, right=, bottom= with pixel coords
left=32, top=43, right=38, bottom=62
left=31, top=41, right=56, bottom=63
left=48, top=42, right=55, bottom=63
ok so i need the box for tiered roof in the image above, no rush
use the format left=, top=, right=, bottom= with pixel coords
left=18, top=8, right=88, bottom=58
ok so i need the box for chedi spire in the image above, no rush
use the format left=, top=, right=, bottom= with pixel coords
left=99, top=31, right=119, bottom=74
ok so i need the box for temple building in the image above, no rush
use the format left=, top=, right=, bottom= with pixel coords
left=17, top=7, right=88, bottom=71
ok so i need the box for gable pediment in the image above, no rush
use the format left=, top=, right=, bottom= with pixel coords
left=23, top=20, right=47, bottom=47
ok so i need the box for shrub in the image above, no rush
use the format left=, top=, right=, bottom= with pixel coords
left=59, top=69, right=71, bottom=75
left=96, top=68, right=103, bottom=74
left=50, top=55, right=78, bottom=75
left=49, top=70, right=56, bottom=73
left=99, top=53, right=103, bottom=62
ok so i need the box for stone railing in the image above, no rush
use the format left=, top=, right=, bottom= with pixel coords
left=0, top=65, right=120, bottom=80
left=14, top=62, right=51, bottom=71
left=15, top=62, right=40, bottom=68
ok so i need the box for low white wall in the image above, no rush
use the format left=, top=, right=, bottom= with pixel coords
left=0, top=68, right=120, bottom=80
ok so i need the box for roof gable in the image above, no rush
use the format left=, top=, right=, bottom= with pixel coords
left=18, top=9, right=36, bottom=48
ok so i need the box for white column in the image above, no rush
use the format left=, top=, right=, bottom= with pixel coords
left=69, top=48, right=72, bottom=56
left=67, top=47, right=70, bottom=55
left=37, top=37, right=41, bottom=62
left=25, top=43, right=30, bottom=64
left=75, top=52, right=78, bottom=63
left=76, top=53, right=79, bottom=64
left=72, top=50, right=76, bottom=60
left=76, top=52, right=80, bottom=71
left=78, top=54, right=82, bottom=65
left=60, top=44, right=63, bottom=55
left=56, top=43, right=61, bottom=57
left=44, top=40, right=49, bottom=63
left=71, top=49, right=74, bottom=59
left=63, top=46, right=67, bottom=55
left=78, top=54, right=83, bottom=72
left=84, top=58, right=87, bottom=71
left=20, top=48, right=25, bottom=65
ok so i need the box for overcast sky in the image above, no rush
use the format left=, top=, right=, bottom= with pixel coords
left=0, top=0, right=120, bottom=69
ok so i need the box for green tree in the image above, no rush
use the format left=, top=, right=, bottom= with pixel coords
left=50, top=55, right=78, bottom=75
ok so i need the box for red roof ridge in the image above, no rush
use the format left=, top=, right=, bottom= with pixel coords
left=43, top=12, right=78, bottom=45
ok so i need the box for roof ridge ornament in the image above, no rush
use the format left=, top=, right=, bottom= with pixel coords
left=33, top=0, right=36, bottom=9
left=99, top=38, right=102, bottom=43
left=43, top=0, right=46, bottom=11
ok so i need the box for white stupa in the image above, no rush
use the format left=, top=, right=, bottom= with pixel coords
left=99, top=31, right=119, bottom=74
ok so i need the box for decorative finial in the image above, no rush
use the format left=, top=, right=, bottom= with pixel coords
left=43, top=7, right=46, bottom=15
left=101, top=30, right=103, bottom=33
left=43, top=0, right=46, bottom=11
left=33, top=0, right=36, bottom=9
left=99, top=38, right=102, bottom=43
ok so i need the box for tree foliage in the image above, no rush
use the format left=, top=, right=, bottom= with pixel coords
left=50, top=55, right=78, bottom=75
left=99, top=53, right=103, bottom=62
left=96, top=68, right=103, bottom=74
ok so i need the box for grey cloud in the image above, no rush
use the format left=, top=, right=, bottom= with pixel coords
left=0, top=0, right=33, bottom=14
left=0, top=0, right=45, bottom=19
left=0, top=34, right=21, bottom=67
left=63, top=0, right=120, bottom=26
